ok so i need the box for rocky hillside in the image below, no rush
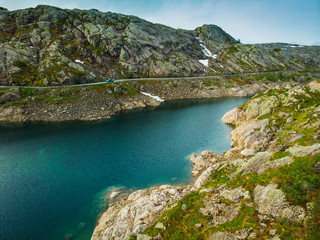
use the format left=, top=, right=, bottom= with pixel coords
left=0, top=5, right=319, bottom=86
left=91, top=81, right=320, bottom=240
left=1, top=71, right=315, bottom=122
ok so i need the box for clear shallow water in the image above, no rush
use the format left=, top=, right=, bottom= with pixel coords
left=0, top=97, right=247, bottom=240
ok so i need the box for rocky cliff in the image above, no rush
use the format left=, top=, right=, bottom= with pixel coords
left=0, top=5, right=319, bottom=86
left=91, top=81, right=320, bottom=240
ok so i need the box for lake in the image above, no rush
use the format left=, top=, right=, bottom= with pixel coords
left=0, top=97, right=247, bottom=240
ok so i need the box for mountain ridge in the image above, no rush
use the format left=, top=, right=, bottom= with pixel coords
left=0, top=5, right=319, bottom=87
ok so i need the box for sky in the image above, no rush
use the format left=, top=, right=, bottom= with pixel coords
left=0, top=0, right=319, bottom=45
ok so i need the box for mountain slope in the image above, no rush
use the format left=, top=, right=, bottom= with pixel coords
left=0, top=5, right=319, bottom=86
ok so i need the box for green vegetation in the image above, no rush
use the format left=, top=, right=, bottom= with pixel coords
left=138, top=85, right=320, bottom=239
left=144, top=191, right=208, bottom=240
left=12, top=60, right=39, bottom=85
left=89, top=82, right=138, bottom=97
left=215, top=204, right=258, bottom=232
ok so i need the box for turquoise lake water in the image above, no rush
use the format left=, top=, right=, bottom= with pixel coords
left=0, top=97, right=247, bottom=240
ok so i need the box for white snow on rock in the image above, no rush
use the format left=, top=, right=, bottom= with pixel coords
left=75, top=59, right=84, bottom=64
left=290, top=45, right=303, bottom=48
left=196, top=38, right=218, bottom=69
left=196, top=37, right=215, bottom=58
left=141, top=92, right=165, bottom=102
left=200, top=43, right=213, bottom=57
left=198, top=59, right=209, bottom=67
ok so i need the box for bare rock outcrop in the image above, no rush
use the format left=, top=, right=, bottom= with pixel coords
left=189, top=150, right=221, bottom=177
left=91, top=185, right=189, bottom=240
left=286, top=143, right=320, bottom=157
left=229, top=152, right=293, bottom=178
left=208, top=228, right=253, bottom=240
left=253, top=184, right=306, bottom=222
left=221, top=107, right=246, bottom=125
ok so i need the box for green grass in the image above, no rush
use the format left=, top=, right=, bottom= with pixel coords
left=215, top=204, right=258, bottom=232
left=144, top=191, right=209, bottom=240
left=138, top=85, right=320, bottom=239
left=269, top=151, right=290, bottom=161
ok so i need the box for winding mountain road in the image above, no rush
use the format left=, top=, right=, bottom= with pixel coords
left=0, top=70, right=290, bottom=89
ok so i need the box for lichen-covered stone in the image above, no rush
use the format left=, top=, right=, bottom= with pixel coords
left=219, top=186, right=250, bottom=202
left=240, top=148, right=257, bottom=157
left=199, top=198, right=241, bottom=226
left=208, top=228, right=252, bottom=240
left=253, top=184, right=306, bottom=222
left=286, top=144, right=320, bottom=157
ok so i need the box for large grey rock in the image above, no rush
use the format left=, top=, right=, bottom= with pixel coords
left=240, top=148, right=257, bottom=157
left=199, top=198, right=241, bottom=226
left=0, top=106, right=24, bottom=121
left=245, top=95, right=279, bottom=119
left=0, top=92, right=21, bottom=104
left=208, top=228, right=252, bottom=240
left=222, top=107, right=246, bottom=125
left=286, top=144, right=320, bottom=157
left=191, top=165, right=219, bottom=191
left=91, top=185, right=187, bottom=240
left=219, top=186, right=250, bottom=202
left=253, top=184, right=305, bottom=222
left=154, top=222, right=165, bottom=230
left=230, top=119, right=273, bottom=151
left=229, top=152, right=272, bottom=178
left=229, top=152, right=293, bottom=178
left=137, top=234, right=152, bottom=240
left=190, top=150, right=219, bottom=177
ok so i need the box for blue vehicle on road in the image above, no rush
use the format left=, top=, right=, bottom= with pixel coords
left=106, top=78, right=115, bottom=83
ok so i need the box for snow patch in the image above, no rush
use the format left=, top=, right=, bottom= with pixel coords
left=212, top=54, right=217, bottom=59
left=197, top=38, right=215, bottom=58
left=198, top=59, right=209, bottom=67
left=75, top=59, right=84, bottom=64
left=200, top=43, right=213, bottom=57
left=218, top=63, right=224, bottom=68
left=141, top=92, right=164, bottom=102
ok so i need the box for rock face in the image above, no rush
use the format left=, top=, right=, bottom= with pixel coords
left=189, top=150, right=221, bottom=178
left=0, top=5, right=319, bottom=86
left=253, top=184, right=306, bottom=222
left=90, top=185, right=189, bottom=240
left=0, top=90, right=21, bottom=103
left=286, top=144, right=320, bottom=157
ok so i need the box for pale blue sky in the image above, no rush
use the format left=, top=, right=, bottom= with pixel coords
left=0, top=0, right=319, bottom=45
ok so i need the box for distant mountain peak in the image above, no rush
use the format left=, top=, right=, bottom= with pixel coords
left=195, top=24, right=236, bottom=44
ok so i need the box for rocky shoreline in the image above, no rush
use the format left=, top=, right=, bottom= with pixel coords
left=0, top=79, right=290, bottom=122
left=91, top=81, right=320, bottom=240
